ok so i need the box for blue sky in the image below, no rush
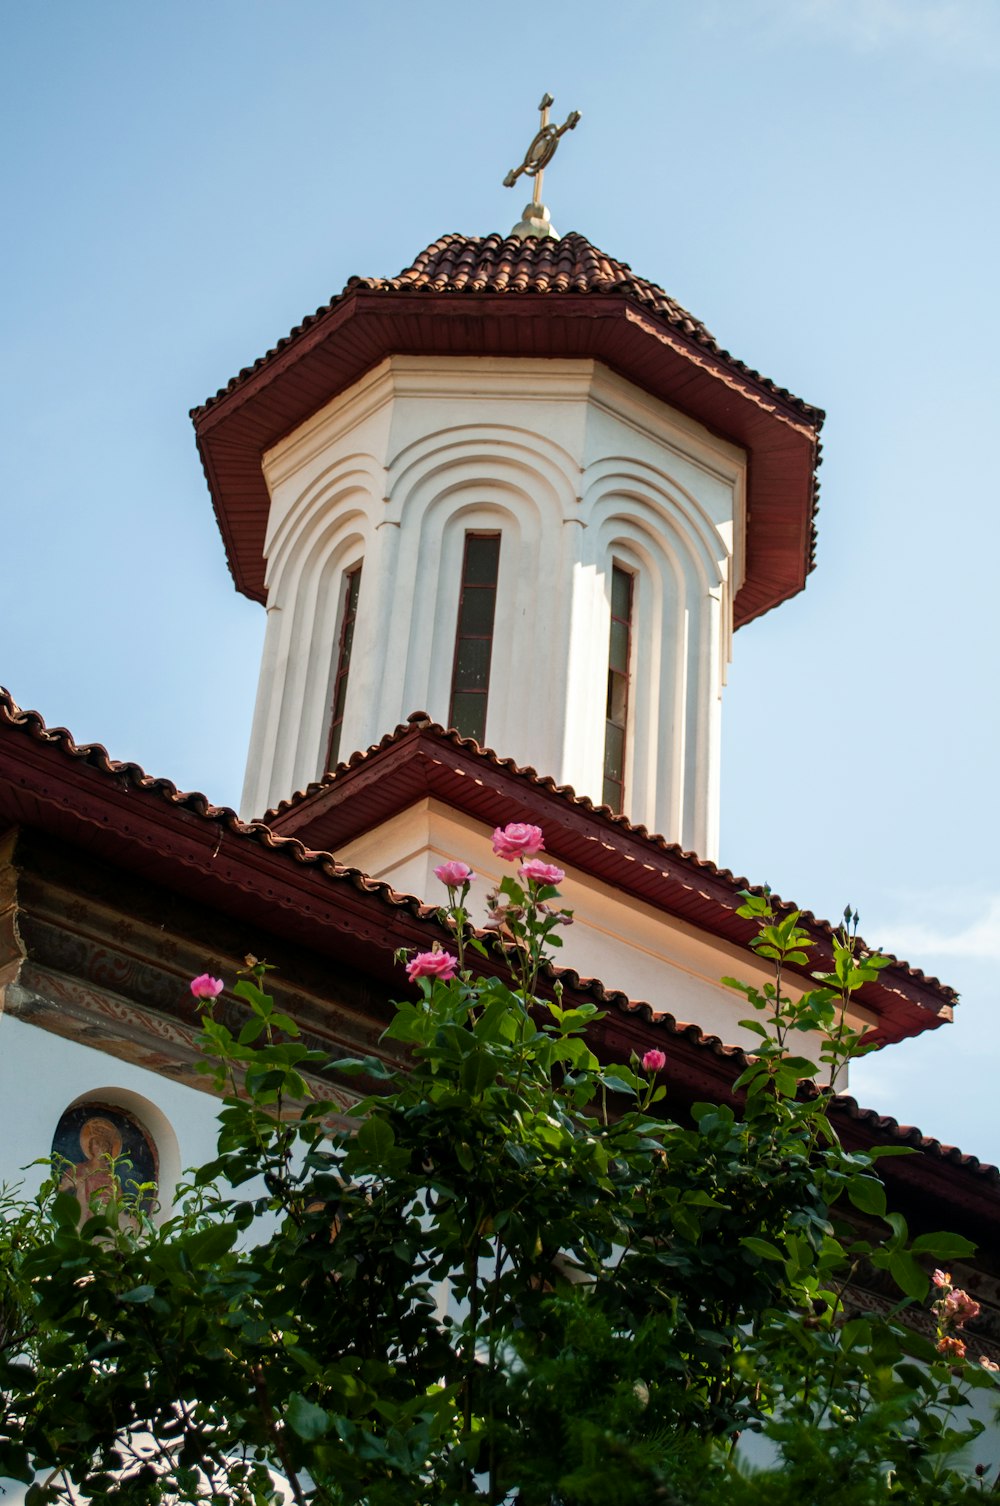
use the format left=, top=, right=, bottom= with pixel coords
left=2, top=2, right=997, bottom=1157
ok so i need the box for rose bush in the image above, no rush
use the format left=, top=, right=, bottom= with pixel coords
left=0, top=830, right=996, bottom=1504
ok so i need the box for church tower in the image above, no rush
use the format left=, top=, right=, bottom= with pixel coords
left=192, top=106, right=822, bottom=865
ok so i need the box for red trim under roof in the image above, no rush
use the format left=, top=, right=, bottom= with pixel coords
left=266, top=715, right=955, bottom=1050
left=191, top=234, right=823, bottom=629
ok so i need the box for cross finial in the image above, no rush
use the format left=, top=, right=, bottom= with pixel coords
left=503, top=93, right=581, bottom=239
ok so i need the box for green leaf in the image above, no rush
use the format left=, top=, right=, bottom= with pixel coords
left=52, top=1190, right=82, bottom=1229
left=741, top=1236, right=784, bottom=1262
left=328, top=1054, right=394, bottom=1079
left=461, top=1049, right=498, bottom=1096
left=889, top=1249, right=929, bottom=1300
left=455, top=1142, right=474, bottom=1172
left=909, top=1232, right=977, bottom=1258
left=186, top=1224, right=239, bottom=1265
left=234, top=978, right=273, bottom=1013
left=119, top=1284, right=156, bottom=1304
left=846, top=1176, right=887, bottom=1218
left=286, top=1392, right=330, bottom=1441
left=884, top=1211, right=908, bottom=1247
left=602, top=1073, right=638, bottom=1096
left=356, top=1115, right=396, bottom=1162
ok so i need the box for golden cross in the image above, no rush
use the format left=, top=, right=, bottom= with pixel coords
left=503, top=93, right=581, bottom=207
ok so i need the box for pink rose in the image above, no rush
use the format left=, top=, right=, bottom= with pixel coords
left=980, top=1357, right=999, bottom=1373
left=519, top=858, right=565, bottom=887
left=932, top=1269, right=952, bottom=1290
left=641, top=1049, right=667, bottom=1073
left=943, top=1289, right=981, bottom=1325
left=405, top=950, right=459, bottom=983
left=492, top=822, right=544, bottom=860
left=434, top=860, right=475, bottom=888
left=190, top=974, right=224, bottom=999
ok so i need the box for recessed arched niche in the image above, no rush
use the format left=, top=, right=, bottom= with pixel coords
left=51, top=1089, right=178, bottom=1222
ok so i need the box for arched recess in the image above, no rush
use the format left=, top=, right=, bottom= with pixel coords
left=264, top=452, right=383, bottom=589
left=53, top=1087, right=180, bottom=1225
left=385, top=424, right=580, bottom=526
left=583, top=471, right=725, bottom=848
left=377, top=432, right=578, bottom=762
left=247, top=486, right=374, bottom=808
left=398, top=486, right=550, bottom=753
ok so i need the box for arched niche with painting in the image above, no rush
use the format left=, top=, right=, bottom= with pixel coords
left=51, top=1100, right=159, bottom=1220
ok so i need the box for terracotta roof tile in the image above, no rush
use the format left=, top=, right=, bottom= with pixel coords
left=192, top=233, right=823, bottom=427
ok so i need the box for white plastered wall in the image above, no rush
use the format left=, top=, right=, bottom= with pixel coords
left=0, top=1014, right=221, bottom=1212
left=241, top=357, right=746, bottom=861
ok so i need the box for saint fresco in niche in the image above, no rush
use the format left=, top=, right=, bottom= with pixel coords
left=52, top=1103, right=158, bottom=1219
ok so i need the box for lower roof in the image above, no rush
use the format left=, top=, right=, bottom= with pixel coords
left=0, top=687, right=990, bottom=1239
left=265, top=713, right=955, bottom=1050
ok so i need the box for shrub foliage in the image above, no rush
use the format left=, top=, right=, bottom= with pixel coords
left=0, top=840, right=996, bottom=1503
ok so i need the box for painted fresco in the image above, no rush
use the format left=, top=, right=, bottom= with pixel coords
left=52, top=1102, right=158, bottom=1218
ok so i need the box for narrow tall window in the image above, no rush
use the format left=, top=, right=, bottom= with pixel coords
left=603, top=564, right=633, bottom=812
left=449, top=532, right=501, bottom=745
left=326, top=564, right=362, bottom=767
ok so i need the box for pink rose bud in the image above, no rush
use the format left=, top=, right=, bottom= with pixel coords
left=932, top=1269, right=952, bottom=1289
left=405, top=950, right=459, bottom=983
left=434, top=861, right=475, bottom=888
left=519, top=858, right=565, bottom=886
left=641, top=1049, right=667, bottom=1073
left=980, top=1357, right=1000, bottom=1373
left=190, top=974, right=224, bottom=999
left=492, top=822, right=544, bottom=860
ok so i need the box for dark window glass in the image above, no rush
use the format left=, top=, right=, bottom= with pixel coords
left=457, top=586, right=498, bottom=638
left=602, top=565, right=633, bottom=813
left=455, top=637, right=492, bottom=690
left=450, top=532, right=500, bottom=745
left=326, top=564, right=362, bottom=768
left=464, top=534, right=501, bottom=586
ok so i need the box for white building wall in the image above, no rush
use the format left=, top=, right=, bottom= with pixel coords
left=241, top=358, right=746, bottom=861
left=0, top=1014, right=221, bottom=1211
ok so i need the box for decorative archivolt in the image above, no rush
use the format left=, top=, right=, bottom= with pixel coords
left=265, top=452, right=383, bottom=593
left=385, top=424, right=579, bottom=529
left=582, top=461, right=728, bottom=597
left=392, top=487, right=553, bottom=739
